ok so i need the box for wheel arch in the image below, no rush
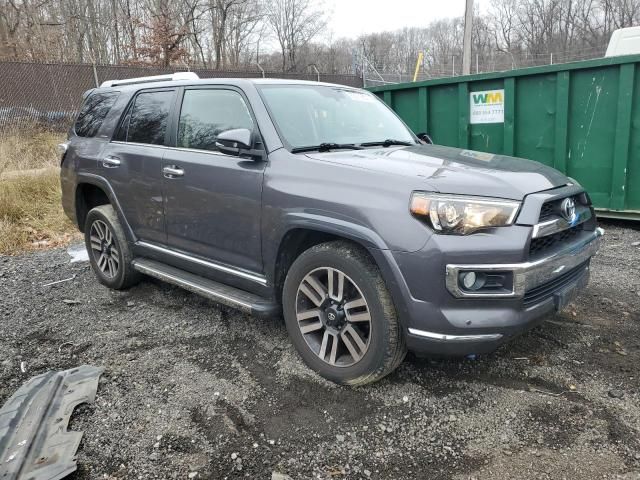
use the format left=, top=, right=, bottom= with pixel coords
left=269, top=216, right=411, bottom=326
left=75, top=183, right=109, bottom=233
left=74, top=173, right=136, bottom=242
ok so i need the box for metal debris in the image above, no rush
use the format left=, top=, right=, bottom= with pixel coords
left=0, top=365, right=104, bottom=480
left=61, top=299, right=81, bottom=305
left=41, top=275, right=76, bottom=287
left=66, top=244, right=89, bottom=263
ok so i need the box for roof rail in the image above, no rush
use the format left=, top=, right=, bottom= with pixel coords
left=100, top=72, right=199, bottom=88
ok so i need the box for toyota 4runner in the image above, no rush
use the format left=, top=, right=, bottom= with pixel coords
left=60, top=72, right=603, bottom=385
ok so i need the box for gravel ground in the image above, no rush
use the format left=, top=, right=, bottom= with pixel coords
left=1, top=221, right=639, bottom=480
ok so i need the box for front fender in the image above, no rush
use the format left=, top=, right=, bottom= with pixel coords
left=279, top=211, right=388, bottom=250
left=267, top=212, right=413, bottom=327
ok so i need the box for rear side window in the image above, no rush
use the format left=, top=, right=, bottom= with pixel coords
left=74, top=92, right=119, bottom=137
left=119, top=90, right=174, bottom=145
left=177, top=89, right=253, bottom=152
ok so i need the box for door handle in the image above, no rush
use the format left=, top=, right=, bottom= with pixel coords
left=163, top=165, right=184, bottom=178
left=102, top=156, right=121, bottom=168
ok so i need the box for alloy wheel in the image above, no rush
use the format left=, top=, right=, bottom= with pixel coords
left=89, top=219, right=120, bottom=278
left=295, top=267, right=372, bottom=367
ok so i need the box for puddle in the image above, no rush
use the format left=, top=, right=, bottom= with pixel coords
left=67, top=243, right=89, bottom=263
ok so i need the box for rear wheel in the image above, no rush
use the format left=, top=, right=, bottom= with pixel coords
left=84, top=204, right=140, bottom=290
left=282, top=241, right=406, bottom=385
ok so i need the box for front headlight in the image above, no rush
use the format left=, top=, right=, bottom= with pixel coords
left=410, top=192, right=521, bottom=235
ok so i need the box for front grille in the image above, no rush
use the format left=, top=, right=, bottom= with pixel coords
left=538, top=201, right=557, bottom=222
left=529, top=225, right=582, bottom=257
left=538, top=195, right=583, bottom=222
left=523, top=261, right=588, bottom=308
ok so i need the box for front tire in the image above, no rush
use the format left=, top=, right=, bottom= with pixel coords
left=84, top=204, right=140, bottom=290
left=282, top=241, right=406, bottom=385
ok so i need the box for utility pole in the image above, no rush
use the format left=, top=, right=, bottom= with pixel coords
left=462, top=0, right=474, bottom=75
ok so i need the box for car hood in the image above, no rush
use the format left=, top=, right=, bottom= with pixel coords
left=305, top=144, right=570, bottom=200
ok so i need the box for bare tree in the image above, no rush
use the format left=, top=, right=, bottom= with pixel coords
left=226, top=0, right=263, bottom=67
left=1, top=0, right=638, bottom=78
left=266, top=0, right=326, bottom=71
left=0, top=0, right=25, bottom=58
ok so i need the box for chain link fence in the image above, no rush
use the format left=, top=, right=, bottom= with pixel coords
left=363, top=46, right=608, bottom=87
left=0, top=61, right=363, bottom=134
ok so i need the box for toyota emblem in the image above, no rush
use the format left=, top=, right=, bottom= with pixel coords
left=327, top=312, right=336, bottom=321
left=560, top=197, right=577, bottom=223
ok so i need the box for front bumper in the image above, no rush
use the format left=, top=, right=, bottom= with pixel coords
left=445, top=227, right=603, bottom=298
left=378, top=227, right=603, bottom=357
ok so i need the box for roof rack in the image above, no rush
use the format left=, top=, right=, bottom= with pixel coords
left=100, top=72, right=199, bottom=88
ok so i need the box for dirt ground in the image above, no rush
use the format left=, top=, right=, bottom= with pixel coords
left=1, top=221, right=639, bottom=480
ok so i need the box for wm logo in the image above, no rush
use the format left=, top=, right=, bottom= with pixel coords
left=472, top=92, right=503, bottom=105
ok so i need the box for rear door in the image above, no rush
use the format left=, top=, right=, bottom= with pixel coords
left=101, top=88, right=176, bottom=244
left=162, top=86, right=266, bottom=273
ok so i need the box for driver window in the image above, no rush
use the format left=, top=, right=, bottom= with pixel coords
left=178, top=89, right=253, bottom=152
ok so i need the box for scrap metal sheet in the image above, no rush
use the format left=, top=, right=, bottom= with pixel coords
left=0, top=365, right=103, bottom=480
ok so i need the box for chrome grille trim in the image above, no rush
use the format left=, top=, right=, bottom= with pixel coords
left=531, top=205, right=592, bottom=238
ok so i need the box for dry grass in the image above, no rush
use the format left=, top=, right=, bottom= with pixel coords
left=0, top=128, right=78, bottom=254
left=0, top=129, right=65, bottom=174
left=0, top=168, right=80, bottom=255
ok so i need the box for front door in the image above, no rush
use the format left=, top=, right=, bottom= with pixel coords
left=162, top=87, right=266, bottom=273
left=101, top=88, right=176, bottom=244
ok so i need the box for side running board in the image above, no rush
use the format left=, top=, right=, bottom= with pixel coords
left=132, top=258, right=279, bottom=318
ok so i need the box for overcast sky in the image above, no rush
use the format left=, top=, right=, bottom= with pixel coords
left=324, top=0, right=489, bottom=39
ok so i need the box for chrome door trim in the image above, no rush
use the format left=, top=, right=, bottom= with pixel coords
left=110, top=141, right=240, bottom=159
left=163, top=145, right=237, bottom=158
left=102, top=156, right=121, bottom=168
left=136, top=241, right=268, bottom=286
left=162, top=166, right=184, bottom=178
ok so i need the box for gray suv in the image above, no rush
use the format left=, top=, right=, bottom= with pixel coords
left=60, top=73, right=603, bottom=385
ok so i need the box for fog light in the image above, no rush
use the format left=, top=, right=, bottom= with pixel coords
left=460, top=271, right=486, bottom=291
left=462, top=271, right=476, bottom=289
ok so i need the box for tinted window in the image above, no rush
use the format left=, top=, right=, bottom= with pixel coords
left=74, top=92, right=119, bottom=137
left=113, top=104, right=131, bottom=142
left=126, top=90, right=174, bottom=145
left=178, top=89, right=253, bottom=152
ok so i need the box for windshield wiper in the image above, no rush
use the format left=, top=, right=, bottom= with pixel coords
left=359, top=139, right=416, bottom=148
left=291, top=143, right=364, bottom=153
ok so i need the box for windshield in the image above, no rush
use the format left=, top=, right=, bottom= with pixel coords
left=258, top=84, right=416, bottom=149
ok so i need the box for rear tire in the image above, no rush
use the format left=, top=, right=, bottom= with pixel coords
left=282, top=241, right=406, bottom=385
left=84, top=204, right=140, bottom=290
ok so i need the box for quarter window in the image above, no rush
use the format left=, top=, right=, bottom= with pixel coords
left=74, top=92, right=119, bottom=137
left=177, top=89, right=254, bottom=152
left=123, top=90, right=174, bottom=145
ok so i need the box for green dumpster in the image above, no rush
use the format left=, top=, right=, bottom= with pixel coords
left=368, top=54, right=640, bottom=219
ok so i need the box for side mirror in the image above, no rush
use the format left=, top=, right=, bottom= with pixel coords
left=416, top=132, right=433, bottom=145
left=215, top=128, right=266, bottom=161
left=215, top=128, right=253, bottom=155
